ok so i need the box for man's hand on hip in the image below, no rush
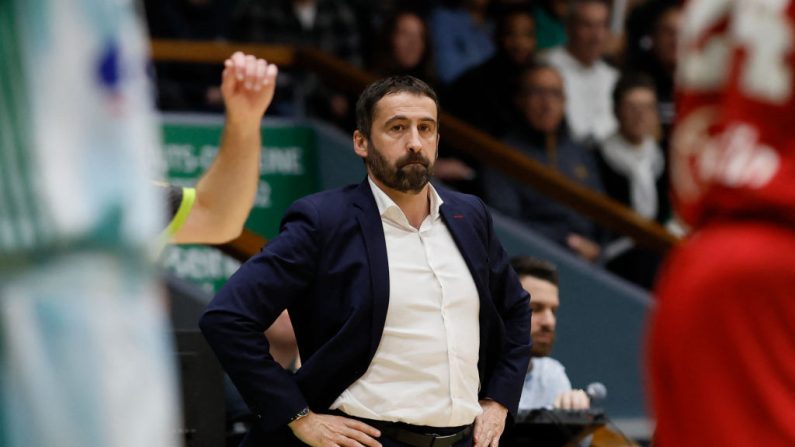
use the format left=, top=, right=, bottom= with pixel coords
left=288, top=411, right=382, bottom=447
left=474, top=399, right=508, bottom=447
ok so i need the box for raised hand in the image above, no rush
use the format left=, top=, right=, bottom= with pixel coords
left=221, top=51, right=278, bottom=127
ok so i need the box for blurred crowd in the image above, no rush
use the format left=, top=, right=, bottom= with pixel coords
left=145, top=0, right=682, bottom=289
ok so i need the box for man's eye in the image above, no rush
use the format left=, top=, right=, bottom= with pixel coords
left=391, top=124, right=404, bottom=131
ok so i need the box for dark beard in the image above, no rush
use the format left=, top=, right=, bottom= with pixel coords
left=531, top=343, right=554, bottom=357
left=365, top=139, right=433, bottom=193
left=530, top=331, right=555, bottom=357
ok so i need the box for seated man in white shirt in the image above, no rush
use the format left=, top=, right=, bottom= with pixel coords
left=511, top=256, right=590, bottom=416
left=542, top=0, right=618, bottom=143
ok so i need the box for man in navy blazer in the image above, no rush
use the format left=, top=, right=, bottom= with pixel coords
left=200, top=76, right=531, bottom=447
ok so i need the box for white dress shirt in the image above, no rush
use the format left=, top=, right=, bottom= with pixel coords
left=517, top=357, right=572, bottom=416
left=544, top=47, right=619, bottom=143
left=330, top=178, right=482, bottom=427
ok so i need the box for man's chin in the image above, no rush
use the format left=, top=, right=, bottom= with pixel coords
left=531, top=345, right=553, bottom=357
left=400, top=164, right=430, bottom=176
left=395, top=175, right=431, bottom=193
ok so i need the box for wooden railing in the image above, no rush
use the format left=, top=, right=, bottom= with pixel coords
left=213, top=228, right=268, bottom=262
left=151, top=40, right=679, bottom=254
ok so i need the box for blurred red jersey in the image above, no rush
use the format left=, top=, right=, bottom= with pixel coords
left=671, top=0, right=795, bottom=228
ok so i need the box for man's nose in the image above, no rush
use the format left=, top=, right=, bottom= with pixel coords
left=406, top=126, right=422, bottom=152
left=540, top=309, right=556, bottom=329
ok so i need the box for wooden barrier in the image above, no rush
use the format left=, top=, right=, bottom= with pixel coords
left=151, top=40, right=296, bottom=66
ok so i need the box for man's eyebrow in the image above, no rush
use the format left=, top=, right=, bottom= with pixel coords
left=384, top=115, right=437, bottom=126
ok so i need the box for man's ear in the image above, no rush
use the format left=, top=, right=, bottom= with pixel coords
left=353, top=130, right=368, bottom=159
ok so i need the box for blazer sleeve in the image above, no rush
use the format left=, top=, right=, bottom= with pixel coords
left=199, top=198, right=320, bottom=432
left=479, top=199, right=532, bottom=416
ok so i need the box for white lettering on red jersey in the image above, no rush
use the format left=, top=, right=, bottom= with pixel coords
left=672, top=0, right=795, bottom=227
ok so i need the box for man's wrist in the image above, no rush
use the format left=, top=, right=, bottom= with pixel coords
left=481, top=398, right=508, bottom=412
left=223, top=115, right=262, bottom=138
left=287, top=407, right=310, bottom=427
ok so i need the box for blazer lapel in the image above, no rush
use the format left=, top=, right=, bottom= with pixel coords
left=352, top=179, right=390, bottom=358
left=439, top=196, right=487, bottom=299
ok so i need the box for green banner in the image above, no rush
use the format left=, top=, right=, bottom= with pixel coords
left=158, top=115, right=317, bottom=294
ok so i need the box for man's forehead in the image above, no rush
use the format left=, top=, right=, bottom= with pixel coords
left=524, top=68, right=562, bottom=87
left=373, top=92, right=437, bottom=121
left=624, top=87, right=656, bottom=102
left=574, top=2, right=608, bottom=20
left=504, top=12, right=534, bottom=28
left=521, top=276, right=559, bottom=303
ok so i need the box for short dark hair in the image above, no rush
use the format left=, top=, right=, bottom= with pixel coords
left=494, top=4, right=535, bottom=40
left=511, top=256, right=559, bottom=286
left=517, top=61, right=563, bottom=93
left=355, top=75, right=440, bottom=138
left=612, top=72, right=657, bottom=112
left=566, top=0, right=610, bottom=25
left=653, top=3, right=682, bottom=34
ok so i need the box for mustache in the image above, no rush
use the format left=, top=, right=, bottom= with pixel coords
left=397, top=152, right=430, bottom=169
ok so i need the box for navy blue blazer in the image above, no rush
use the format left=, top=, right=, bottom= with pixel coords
left=200, top=179, right=531, bottom=444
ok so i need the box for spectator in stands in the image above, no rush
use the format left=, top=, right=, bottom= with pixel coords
left=543, top=0, right=618, bottom=144
left=625, top=1, right=681, bottom=141
left=483, top=63, right=605, bottom=262
left=369, top=10, right=436, bottom=84
left=230, top=0, right=361, bottom=128
left=532, top=0, right=569, bottom=51
left=445, top=5, right=537, bottom=137
left=435, top=5, right=536, bottom=194
left=511, top=256, right=589, bottom=415
left=596, top=73, right=668, bottom=288
left=429, top=0, right=496, bottom=84
left=348, top=0, right=431, bottom=63
left=597, top=74, right=668, bottom=224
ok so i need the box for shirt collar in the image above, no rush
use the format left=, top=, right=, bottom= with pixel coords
left=559, top=47, right=601, bottom=72
left=367, top=176, right=444, bottom=223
